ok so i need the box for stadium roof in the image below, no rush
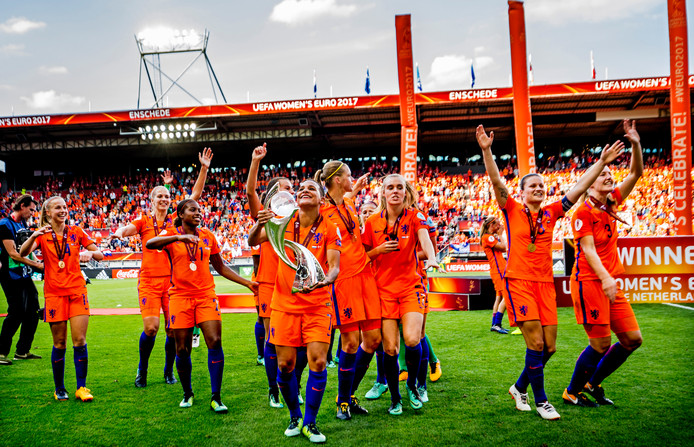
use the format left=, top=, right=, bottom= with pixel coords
left=0, top=75, right=691, bottom=180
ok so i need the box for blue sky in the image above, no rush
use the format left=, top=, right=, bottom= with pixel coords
left=0, top=0, right=690, bottom=115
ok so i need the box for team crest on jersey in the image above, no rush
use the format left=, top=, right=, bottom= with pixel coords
left=70, top=233, right=77, bottom=243
left=141, top=297, right=147, bottom=306
left=49, top=308, right=56, bottom=319
left=590, top=309, right=599, bottom=320
left=203, top=237, right=209, bottom=246
left=171, top=315, right=176, bottom=324
left=519, top=305, right=528, bottom=316
left=343, top=307, right=353, bottom=319
left=401, top=224, right=409, bottom=233
left=261, top=303, right=267, bottom=313
left=575, top=219, right=583, bottom=231
left=313, top=233, right=323, bottom=244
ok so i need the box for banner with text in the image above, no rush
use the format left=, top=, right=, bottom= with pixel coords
left=668, top=0, right=693, bottom=234
left=395, top=14, right=418, bottom=182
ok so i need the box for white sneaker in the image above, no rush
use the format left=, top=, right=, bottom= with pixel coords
left=192, top=334, right=200, bottom=348
left=509, top=384, right=531, bottom=411
left=536, top=401, right=561, bottom=420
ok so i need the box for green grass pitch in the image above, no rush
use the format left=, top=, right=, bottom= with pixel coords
left=0, top=279, right=692, bottom=446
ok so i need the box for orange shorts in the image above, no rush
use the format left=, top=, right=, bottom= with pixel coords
left=339, top=319, right=382, bottom=334
left=44, top=294, right=90, bottom=323
left=269, top=309, right=332, bottom=347
left=138, top=276, right=171, bottom=319
left=381, top=290, right=426, bottom=320
left=258, top=282, right=274, bottom=318
left=571, top=279, right=639, bottom=337
left=491, top=276, right=505, bottom=296
left=168, top=295, right=221, bottom=329
left=331, top=268, right=381, bottom=331
left=504, top=278, right=557, bottom=327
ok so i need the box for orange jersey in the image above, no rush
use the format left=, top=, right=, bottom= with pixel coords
left=571, top=189, right=625, bottom=281
left=271, top=212, right=342, bottom=314
left=36, top=226, right=94, bottom=298
left=162, top=227, right=220, bottom=300
left=132, top=213, right=175, bottom=278
left=502, top=196, right=565, bottom=282
left=322, top=197, right=369, bottom=278
left=256, top=241, right=279, bottom=284
left=482, top=234, right=507, bottom=283
left=362, top=208, right=428, bottom=298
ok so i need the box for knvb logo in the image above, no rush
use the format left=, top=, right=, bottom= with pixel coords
left=590, top=309, right=599, bottom=320
left=519, top=305, right=528, bottom=316
left=343, top=307, right=352, bottom=319
left=49, top=309, right=56, bottom=319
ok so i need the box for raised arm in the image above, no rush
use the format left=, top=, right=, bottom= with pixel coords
left=147, top=233, right=196, bottom=250
left=189, top=147, right=213, bottom=201
left=564, top=140, right=625, bottom=204
left=247, top=144, right=267, bottom=219
left=80, top=243, right=104, bottom=262
left=476, top=125, right=509, bottom=208
left=345, top=174, right=369, bottom=200
left=19, top=226, right=50, bottom=257
left=617, top=119, right=643, bottom=200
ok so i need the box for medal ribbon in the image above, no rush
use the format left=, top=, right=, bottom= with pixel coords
left=152, top=215, right=170, bottom=236
left=385, top=209, right=404, bottom=240
left=523, top=206, right=543, bottom=245
left=51, top=227, right=68, bottom=264
left=588, top=196, right=629, bottom=226
left=294, top=214, right=323, bottom=246
left=178, top=227, right=199, bottom=263
left=326, top=193, right=356, bottom=237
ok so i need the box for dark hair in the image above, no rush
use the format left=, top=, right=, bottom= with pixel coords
left=174, top=199, right=196, bottom=227
left=519, top=173, right=542, bottom=190
left=13, top=194, right=37, bottom=211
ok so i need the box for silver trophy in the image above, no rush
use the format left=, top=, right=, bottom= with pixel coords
left=264, top=183, right=326, bottom=293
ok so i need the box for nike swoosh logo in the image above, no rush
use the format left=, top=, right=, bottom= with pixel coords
left=53, top=359, right=64, bottom=363
left=311, top=387, right=325, bottom=392
left=78, top=358, right=87, bottom=362
left=528, top=365, right=542, bottom=369
left=339, top=368, right=354, bottom=372
left=269, top=356, right=277, bottom=360
left=212, top=360, right=222, bottom=364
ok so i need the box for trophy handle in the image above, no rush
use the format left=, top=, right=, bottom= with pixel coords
left=285, top=240, right=327, bottom=293
left=266, top=209, right=298, bottom=269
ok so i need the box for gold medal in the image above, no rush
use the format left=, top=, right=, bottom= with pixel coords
left=527, top=243, right=536, bottom=253
left=190, top=262, right=197, bottom=271
left=58, top=260, right=66, bottom=269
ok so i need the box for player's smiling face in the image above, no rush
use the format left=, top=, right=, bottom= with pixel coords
left=180, top=201, right=202, bottom=227
left=47, top=198, right=68, bottom=225
left=297, top=180, right=321, bottom=208
left=590, top=166, right=614, bottom=195
left=151, top=186, right=171, bottom=212
left=520, top=174, right=545, bottom=206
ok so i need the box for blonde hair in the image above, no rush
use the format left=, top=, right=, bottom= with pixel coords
left=40, top=196, right=65, bottom=227
left=377, top=174, right=418, bottom=213
left=314, top=160, right=347, bottom=189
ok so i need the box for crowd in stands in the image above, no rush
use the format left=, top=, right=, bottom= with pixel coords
left=1, top=151, right=689, bottom=261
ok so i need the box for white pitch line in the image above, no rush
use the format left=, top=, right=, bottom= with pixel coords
left=663, top=303, right=694, bottom=311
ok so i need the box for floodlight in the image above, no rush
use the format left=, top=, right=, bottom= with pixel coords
left=190, top=131, right=195, bottom=137
left=155, top=133, right=160, bottom=139
left=175, top=132, right=181, bottom=138
left=148, top=134, right=153, bottom=140
left=183, top=131, right=188, bottom=137
left=169, top=132, right=174, bottom=138
left=162, top=133, right=168, bottom=140
left=141, top=134, right=146, bottom=140
left=153, top=125, right=158, bottom=131
left=168, top=125, right=174, bottom=131
left=190, top=123, right=196, bottom=130
left=176, top=124, right=181, bottom=131
left=184, top=124, right=189, bottom=130
left=146, top=125, right=151, bottom=132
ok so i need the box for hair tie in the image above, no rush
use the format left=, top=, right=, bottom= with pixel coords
left=324, top=162, right=344, bottom=181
